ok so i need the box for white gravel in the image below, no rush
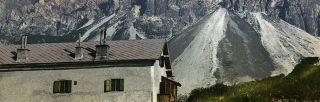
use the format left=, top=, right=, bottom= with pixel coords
left=172, top=8, right=229, bottom=94
left=254, top=13, right=320, bottom=75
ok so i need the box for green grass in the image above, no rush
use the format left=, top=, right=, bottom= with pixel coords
left=187, top=57, right=320, bottom=102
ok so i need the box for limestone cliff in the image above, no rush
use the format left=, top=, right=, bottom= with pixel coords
left=0, top=0, right=216, bottom=43
left=223, top=0, right=320, bottom=36
left=0, top=0, right=318, bottom=44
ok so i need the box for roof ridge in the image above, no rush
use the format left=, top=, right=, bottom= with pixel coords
left=6, top=39, right=166, bottom=46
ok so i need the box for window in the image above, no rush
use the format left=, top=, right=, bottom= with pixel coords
left=159, top=56, right=165, bottom=67
left=53, top=80, right=72, bottom=93
left=105, top=79, right=124, bottom=92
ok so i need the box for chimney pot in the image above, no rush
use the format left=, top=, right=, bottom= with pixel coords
left=16, top=35, right=29, bottom=62
left=95, top=45, right=109, bottom=60
left=75, top=33, right=83, bottom=60
left=96, top=29, right=109, bottom=60
left=16, top=48, right=29, bottom=62
left=75, top=47, right=84, bottom=60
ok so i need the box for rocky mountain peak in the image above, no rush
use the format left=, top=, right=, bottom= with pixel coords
left=0, top=0, right=319, bottom=43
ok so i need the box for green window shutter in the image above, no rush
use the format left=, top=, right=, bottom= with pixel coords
left=119, top=79, right=124, bottom=91
left=65, top=80, right=72, bottom=93
left=53, top=81, right=61, bottom=93
left=105, top=80, right=111, bottom=92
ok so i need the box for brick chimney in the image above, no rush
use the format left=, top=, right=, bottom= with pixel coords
left=75, top=33, right=84, bottom=60
left=16, top=35, right=29, bottom=62
left=96, top=29, right=109, bottom=60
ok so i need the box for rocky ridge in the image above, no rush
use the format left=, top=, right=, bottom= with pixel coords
left=224, top=0, right=320, bottom=36
left=0, top=0, right=318, bottom=44
left=0, top=0, right=216, bottom=43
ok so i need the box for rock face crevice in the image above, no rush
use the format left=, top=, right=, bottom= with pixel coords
left=222, top=0, right=320, bottom=36
left=0, top=0, right=319, bottom=43
left=0, top=0, right=217, bottom=43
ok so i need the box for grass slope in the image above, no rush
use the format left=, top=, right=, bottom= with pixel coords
left=187, top=57, right=320, bottom=102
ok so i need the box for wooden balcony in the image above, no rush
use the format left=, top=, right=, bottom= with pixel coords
left=158, top=77, right=181, bottom=102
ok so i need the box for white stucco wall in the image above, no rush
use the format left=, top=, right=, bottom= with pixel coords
left=0, top=65, right=165, bottom=102
left=152, top=60, right=168, bottom=102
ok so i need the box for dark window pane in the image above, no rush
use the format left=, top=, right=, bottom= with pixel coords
left=65, top=80, right=72, bottom=93
left=116, top=79, right=121, bottom=91
left=53, top=80, right=72, bottom=93
left=160, top=56, right=165, bottom=67
left=111, top=79, right=117, bottom=91
left=60, top=81, right=65, bottom=92
left=109, top=79, right=124, bottom=91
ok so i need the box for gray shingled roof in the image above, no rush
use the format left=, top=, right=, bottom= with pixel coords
left=0, top=39, right=166, bottom=65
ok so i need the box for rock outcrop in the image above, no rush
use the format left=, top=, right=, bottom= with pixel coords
left=0, top=0, right=217, bottom=43
left=0, top=0, right=318, bottom=43
left=223, top=0, right=320, bottom=36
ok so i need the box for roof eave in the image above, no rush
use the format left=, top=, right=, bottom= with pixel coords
left=0, top=59, right=158, bottom=72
